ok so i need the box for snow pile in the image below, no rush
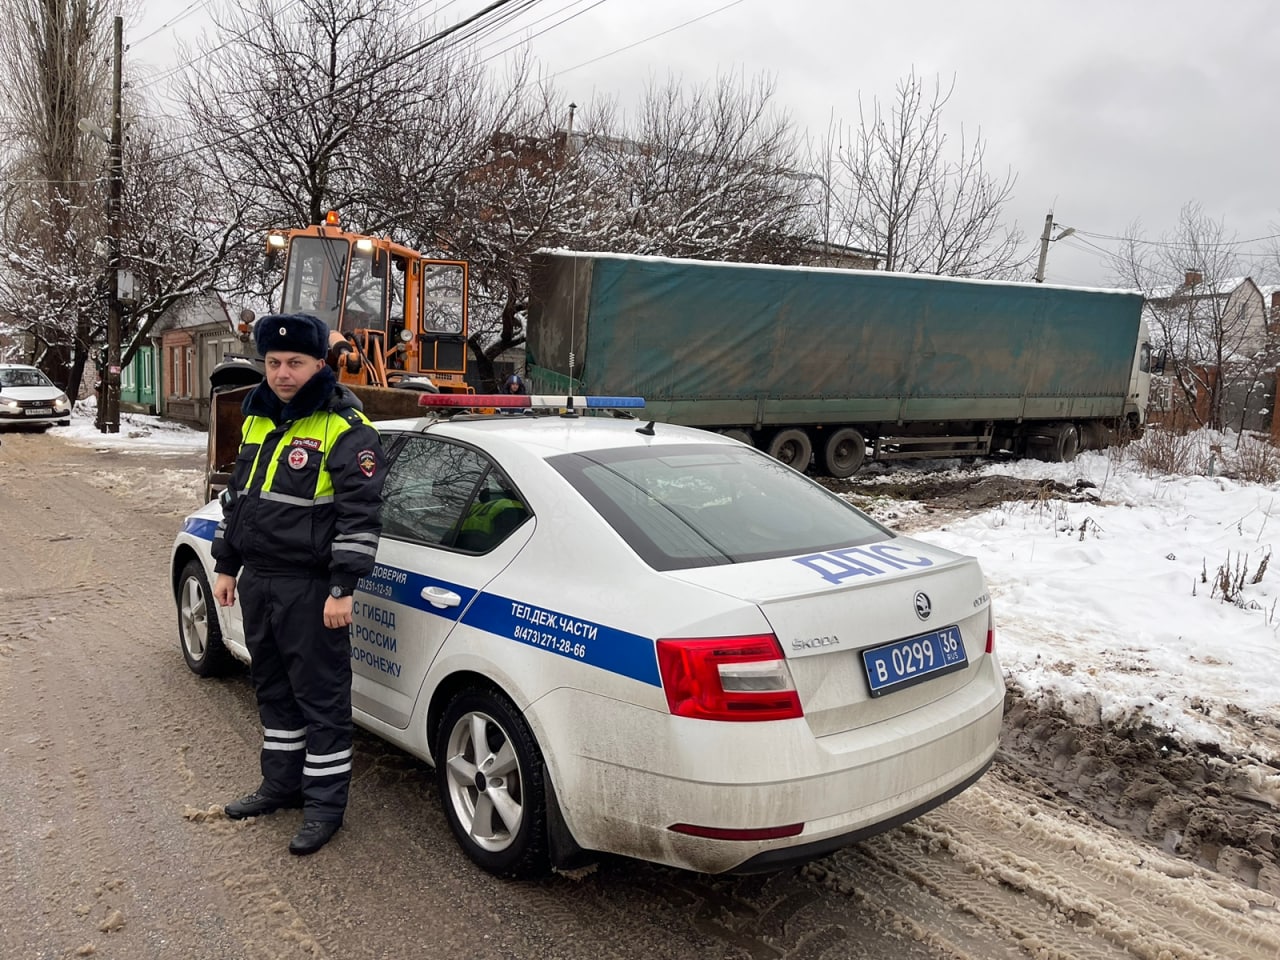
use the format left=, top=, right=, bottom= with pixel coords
left=910, top=444, right=1280, bottom=763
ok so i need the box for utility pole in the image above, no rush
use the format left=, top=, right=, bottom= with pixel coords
left=1034, top=212, right=1076, bottom=284
left=1034, top=212, right=1053, bottom=284
left=104, top=15, right=123, bottom=434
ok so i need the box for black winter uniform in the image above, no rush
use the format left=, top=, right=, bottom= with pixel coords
left=212, top=365, right=385, bottom=822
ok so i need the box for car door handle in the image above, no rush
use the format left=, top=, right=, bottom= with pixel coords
left=421, top=586, right=461, bottom=609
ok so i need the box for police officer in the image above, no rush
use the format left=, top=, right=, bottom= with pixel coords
left=211, top=313, right=386, bottom=855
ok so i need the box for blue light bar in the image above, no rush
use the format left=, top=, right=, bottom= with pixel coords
left=580, top=396, right=645, bottom=409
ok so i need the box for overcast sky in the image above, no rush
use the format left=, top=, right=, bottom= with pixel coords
left=135, top=0, right=1280, bottom=287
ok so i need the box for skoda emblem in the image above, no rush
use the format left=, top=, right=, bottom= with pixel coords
left=913, top=592, right=932, bottom=621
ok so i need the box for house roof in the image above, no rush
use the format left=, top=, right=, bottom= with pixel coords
left=1147, top=275, right=1256, bottom=301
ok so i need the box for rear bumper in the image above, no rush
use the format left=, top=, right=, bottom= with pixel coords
left=734, top=756, right=992, bottom=873
left=530, top=653, right=1005, bottom=873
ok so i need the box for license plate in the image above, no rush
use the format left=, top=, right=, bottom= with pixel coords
left=862, top=624, right=967, bottom=696
left=25, top=407, right=53, bottom=416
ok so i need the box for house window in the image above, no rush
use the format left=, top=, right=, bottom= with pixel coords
left=204, top=340, right=220, bottom=398
left=184, top=347, right=194, bottom=399
left=143, top=354, right=153, bottom=393
left=170, top=347, right=182, bottom=398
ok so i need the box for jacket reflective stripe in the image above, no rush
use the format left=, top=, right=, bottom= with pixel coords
left=333, top=542, right=378, bottom=557
left=335, top=532, right=379, bottom=544
left=260, top=490, right=336, bottom=506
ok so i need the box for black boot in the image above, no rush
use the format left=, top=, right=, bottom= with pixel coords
left=289, top=820, right=342, bottom=855
left=224, top=790, right=304, bottom=820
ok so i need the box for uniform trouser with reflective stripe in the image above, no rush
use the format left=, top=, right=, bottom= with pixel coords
left=240, top=571, right=352, bottom=823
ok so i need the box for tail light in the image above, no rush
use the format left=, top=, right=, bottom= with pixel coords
left=986, top=604, right=995, bottom=654
left=656, top=634, right=803, bottom=722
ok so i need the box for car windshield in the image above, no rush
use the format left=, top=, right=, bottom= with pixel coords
left=549, top=442, right=891, bottom=571
left=0, top=367, right=53, bottom=388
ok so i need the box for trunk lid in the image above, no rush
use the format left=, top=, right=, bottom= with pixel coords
left=665, top=537, right=992, bottom=737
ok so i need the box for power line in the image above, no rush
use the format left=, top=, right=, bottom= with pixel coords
left=469, top=0, right=611, bottom=63
left=1076, top=227, right=1280, bottom=249
left=544, top=0, right=750, bottom=80
left=140, top=0, right=308, bottom=87
left=132, top=0, right=548, bottom=168
left=129, top=0, right=215, bottom=49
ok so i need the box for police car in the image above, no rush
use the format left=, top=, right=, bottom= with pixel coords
left=170, top=393, right=1004, bottom=877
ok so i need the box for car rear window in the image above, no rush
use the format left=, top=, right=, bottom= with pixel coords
left=548, top=442, right=891, bottom=570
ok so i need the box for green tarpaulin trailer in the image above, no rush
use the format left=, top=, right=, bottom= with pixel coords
left=527, top=251, right=1151, bottom=476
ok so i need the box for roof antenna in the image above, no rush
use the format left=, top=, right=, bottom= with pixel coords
left=635, top=420, right=655, bottom=436
left=560, top=394, right=577, bottom=418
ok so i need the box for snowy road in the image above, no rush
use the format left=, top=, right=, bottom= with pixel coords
left=1, top=429, right=1276, bottom=959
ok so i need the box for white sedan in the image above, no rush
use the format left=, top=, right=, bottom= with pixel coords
left=0, top=363, right=72, bottom=429
left=170, top=395, right=1004, bottom=877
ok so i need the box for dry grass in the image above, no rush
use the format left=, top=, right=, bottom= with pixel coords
left=1227, top=432, right=1280, bottom=484
left=1129, top=426, right=1201, bottom=476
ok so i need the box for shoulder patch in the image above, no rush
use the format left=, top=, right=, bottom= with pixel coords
left=357, top=449, right=378, bottom=478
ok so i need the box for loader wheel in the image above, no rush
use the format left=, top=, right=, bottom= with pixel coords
left=823, top=428, right=866, bottom=478
left=766, top=429, right=813, bottom=471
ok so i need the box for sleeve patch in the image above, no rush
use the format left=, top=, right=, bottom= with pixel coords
left=357, top=449, right=378, bottom=478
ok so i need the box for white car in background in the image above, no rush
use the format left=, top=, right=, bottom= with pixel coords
left=170, top=394, right=1004, bottom=877
left=0, top=363, right=72, bottom=429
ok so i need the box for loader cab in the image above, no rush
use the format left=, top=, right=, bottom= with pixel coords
left=265, top=214, right=469, bottom=392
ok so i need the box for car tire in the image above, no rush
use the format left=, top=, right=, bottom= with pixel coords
left=436, top=688, right=550, bottom=879
left=57, top=419, right=70, bottom=427
left=177, top=559, right=234, bottom=677
left=823, top=428, right=866, bottom=478
left=766, top=428, right=813, bottom=471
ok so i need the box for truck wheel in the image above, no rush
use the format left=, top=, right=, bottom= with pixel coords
left=1052, top=424, right=1080, bottom=463
left=721, top=428, right=754, bottom=446
left=823, top=428, right=866, bottom=478
left=436, top=688, right=550, bottom=879
left=767, top=429, right=812, bottom=470
left=177, top=559, right=234, bottom=677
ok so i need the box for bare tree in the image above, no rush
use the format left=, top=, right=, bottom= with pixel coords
left=114, top=117, right=257, bottom=368
left=442, top=73, right=813, bottom=386
left=0, top=0, right=111, bottom=398
left=1112, top=202, right=1273, bottom=432
left=824, top=70, right=1029, bottom=279
left=443, top=88, right=578, bottom=387
left=584, top=73, right=812, bottom=264
left=181, top=0, right=494, bottom=236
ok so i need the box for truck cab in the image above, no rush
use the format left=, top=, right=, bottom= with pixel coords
left=1125, top=316, right=1154, bottom=433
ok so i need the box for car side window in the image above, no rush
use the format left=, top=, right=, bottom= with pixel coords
left=449, top=468, right=529, bottom=553
left=378, top=436, right=489, bottom=546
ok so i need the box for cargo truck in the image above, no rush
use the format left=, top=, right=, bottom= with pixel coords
left=526, top=251, right=1151, bottom=476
